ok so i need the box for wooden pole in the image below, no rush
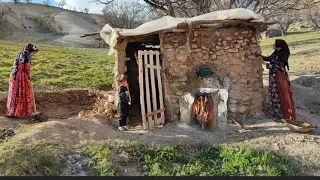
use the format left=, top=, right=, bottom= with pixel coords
left=138, top=51, right=147, bottom=130
left=79, top=32, right=100, bottom=38
left=149, top=51, right=158, bottom=128
left=155, top=51, right=165, bottom=125
left=144, top=50, right=153, bottom=130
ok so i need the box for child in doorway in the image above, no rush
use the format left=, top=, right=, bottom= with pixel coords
left=118, top=74, right=130, bottom=131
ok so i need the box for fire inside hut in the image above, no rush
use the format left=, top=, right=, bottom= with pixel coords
left=192, top=94, right=214, bottom=129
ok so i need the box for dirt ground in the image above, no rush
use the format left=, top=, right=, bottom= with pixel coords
left=0, top=74, right=319, bottom=176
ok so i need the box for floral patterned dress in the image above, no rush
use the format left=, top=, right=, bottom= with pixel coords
left=262, top=50, right=296, bottom=120
left=6, top=50, right=35, bottom=117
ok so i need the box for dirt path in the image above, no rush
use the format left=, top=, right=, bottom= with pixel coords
left=0, top=74, right=319, bottom=175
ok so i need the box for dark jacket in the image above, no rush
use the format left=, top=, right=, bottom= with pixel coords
left=118, top=85, right=129, bottom=103
left=262, top=49, right=287, bottom=71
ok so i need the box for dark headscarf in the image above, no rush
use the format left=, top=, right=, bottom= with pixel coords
left=23, top=44, right=38, bottom=53
left=275, top=39, right=290, bottom=70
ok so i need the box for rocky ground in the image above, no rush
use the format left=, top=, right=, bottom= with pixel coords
left=0, top=74, right=319, bottom=175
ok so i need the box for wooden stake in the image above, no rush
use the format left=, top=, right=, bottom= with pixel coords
left=138, top=51, right=147, bottom=130
left=149, top=52, right=158, bottom=128
left=144, top=50, right=153, bottom=131
left=155, top=51, right=165, bottom=125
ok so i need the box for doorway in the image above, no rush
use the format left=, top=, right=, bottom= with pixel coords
left=125, top=39, right=164, bottom=130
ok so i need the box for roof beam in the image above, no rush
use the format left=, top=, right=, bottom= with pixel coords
left=79, top=32, right=100, bottom=38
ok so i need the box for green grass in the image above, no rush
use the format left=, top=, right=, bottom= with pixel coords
left=0, top=138, right=299, bottom=176
left=260, top=31, right=320, bottom=75
left=84, top=142, right=297, bottom=176
left=1, top=31, right=319, bottom=92
left=84, top=144, right=120, bottom=176
left=0, top=40, right=114, bottom=91
left=0, top=140, right=69, bottom=176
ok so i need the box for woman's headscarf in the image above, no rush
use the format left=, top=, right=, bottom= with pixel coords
left=275, top=39, right=290, bottom=70
left=23, top=44, right=38, bottom=53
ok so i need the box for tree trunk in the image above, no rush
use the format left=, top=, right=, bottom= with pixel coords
left=165, top=0, right=175, bottom=17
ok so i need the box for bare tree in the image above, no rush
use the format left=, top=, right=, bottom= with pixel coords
left=43, top=0, right=50, bottom=6
left=171, top=0, right=213, bottom=17
left=91, top=0, right=115, bottom=5
left=158, top=0, right=320, bottom=18
left=143, top=0, right=176, bottom=17
left=67, top=4, right=72, bottom=10
left=59, top=0, right=67, bottom=9
left=272, top=10, right=301, bottom=35
left=101, top=1, right=147, bottom=28
left=84, top=7, right=90, bottom=14
left=306, top=5, right=320, bottom=29
left=248, top=0, right=320, bottom=20
left=92, top=0, right=176, bottom=17
left=153, top=0, right=320, bottom=35
left=93, top=0, right=320, bottom=28
left=141, top=0, right=251, bottom=17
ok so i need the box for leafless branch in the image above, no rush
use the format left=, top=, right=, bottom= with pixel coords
left=89, top=0, right=115, bottom=5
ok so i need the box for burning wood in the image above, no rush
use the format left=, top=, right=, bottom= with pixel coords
left=193, top=95, right=214, bottom=129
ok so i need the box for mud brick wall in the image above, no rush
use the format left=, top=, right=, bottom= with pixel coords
left=112, top=39, right=129, bottom=106
left=160, top=27, right=265, bottom=122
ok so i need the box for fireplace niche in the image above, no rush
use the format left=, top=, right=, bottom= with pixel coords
left=192, top=93, right=215, bottom=130
left=191, top=90, right=219, bottom=130
left=179, top=70, right=230, bottom=131
left=180, top=87, right=228, bottom=131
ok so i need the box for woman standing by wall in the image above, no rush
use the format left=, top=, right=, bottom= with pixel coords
left=6, top=44, right=38, bottom=117
left=257, top=39, right=296, bottom=121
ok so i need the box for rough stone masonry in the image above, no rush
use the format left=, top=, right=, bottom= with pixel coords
left=160, top=26, right=265, bottom=124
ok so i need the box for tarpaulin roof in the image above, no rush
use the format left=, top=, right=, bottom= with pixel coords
left=100, top=8, right=265, bottom=55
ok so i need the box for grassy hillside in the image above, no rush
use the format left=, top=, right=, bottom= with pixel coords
left=0, top=2, right=105, bottom=47
left=260, top=31, right=320, bottom=75
left=0, top=40, right=114, bottom=91
left=0, top=31, right=319, bottom=92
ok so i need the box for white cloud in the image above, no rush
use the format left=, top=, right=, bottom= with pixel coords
left=54, top=0, right=105, bottom=14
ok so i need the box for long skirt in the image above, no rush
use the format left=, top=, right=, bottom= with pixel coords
left=267, top=70, right=296, bottom=120
left=6, top=63, right=35, bottom=117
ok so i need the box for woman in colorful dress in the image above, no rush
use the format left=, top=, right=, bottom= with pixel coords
left=257, top=39, right=296, bottom=121
left=6, top=44, right=38, bottom=117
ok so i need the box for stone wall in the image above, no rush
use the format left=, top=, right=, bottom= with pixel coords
left=112, top=39, right=129, bottom=106
left=160, top=27, right=265, bottom=123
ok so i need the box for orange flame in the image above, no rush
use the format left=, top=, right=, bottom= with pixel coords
left=193, top=95, right=214, bottom=126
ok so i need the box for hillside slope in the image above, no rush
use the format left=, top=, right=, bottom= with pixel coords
left=0, top=3, right=106, bottom=47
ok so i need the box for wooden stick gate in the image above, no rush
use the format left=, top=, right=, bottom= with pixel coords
left=138, top=50, right=165, bottom=130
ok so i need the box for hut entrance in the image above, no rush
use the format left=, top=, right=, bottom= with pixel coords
left=125, top=39, right=165, bottom=130
left=137, top=50, right=165, bottom=130
left=125, top=45, right=141, bottom=128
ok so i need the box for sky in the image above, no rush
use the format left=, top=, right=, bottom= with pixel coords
left=0, top=0, right=111, bottom=14
left=53, top=0, right=105, bottom=14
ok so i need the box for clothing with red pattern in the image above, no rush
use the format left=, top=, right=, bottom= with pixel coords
left=261, top=40, right=296, bottom=120
left=6, top=44, right=38, bottom=117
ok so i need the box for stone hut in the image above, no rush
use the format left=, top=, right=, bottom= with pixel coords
left=100, top=8, right=275, bottom=131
